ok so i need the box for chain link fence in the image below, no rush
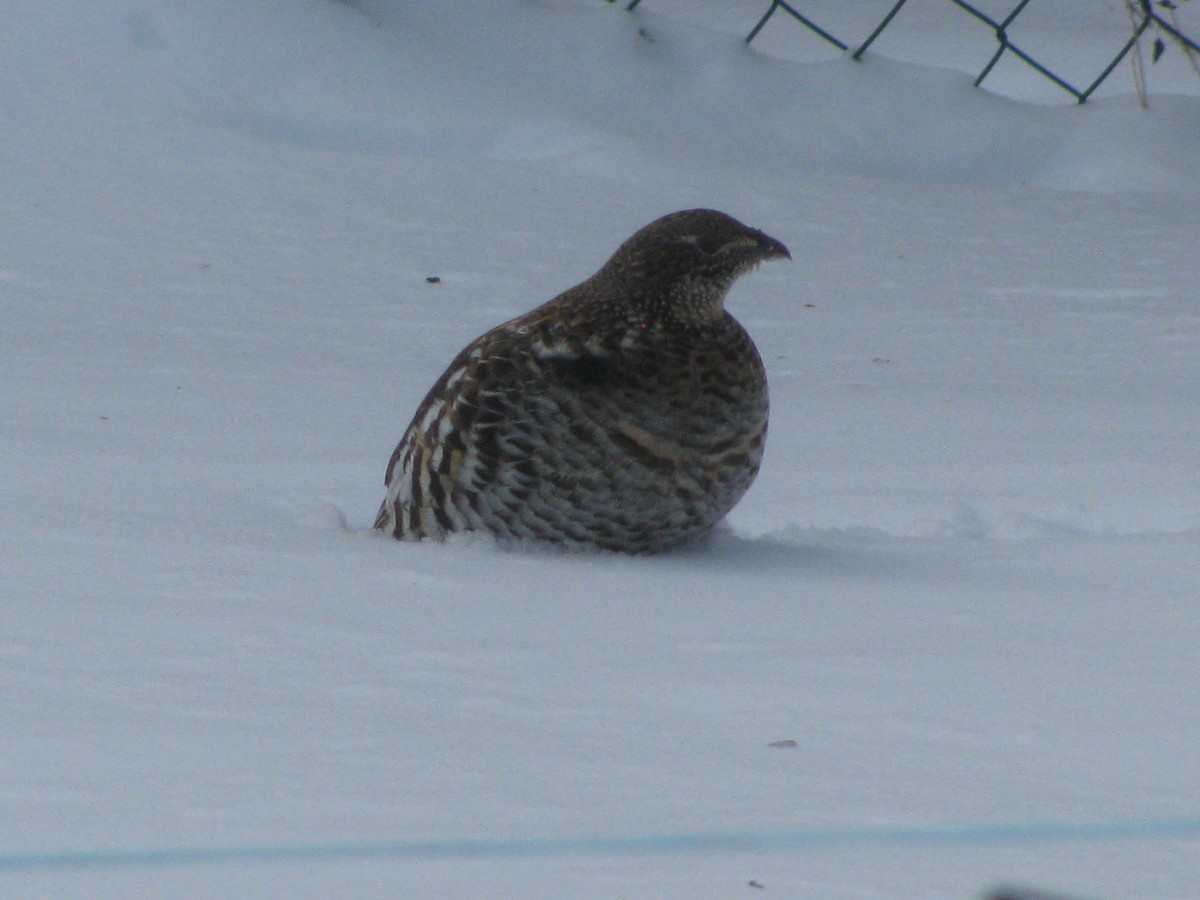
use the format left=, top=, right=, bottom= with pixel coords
left=607, top=0, right=1199, bottom=104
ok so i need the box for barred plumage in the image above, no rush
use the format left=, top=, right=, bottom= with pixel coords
left=374, top=208, right=790, bottom=553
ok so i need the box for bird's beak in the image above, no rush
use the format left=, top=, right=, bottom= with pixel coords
left=753, top=230, right=791, bottom=262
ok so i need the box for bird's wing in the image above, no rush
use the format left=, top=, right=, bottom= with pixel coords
left=376, top=316, right=620, bottom=537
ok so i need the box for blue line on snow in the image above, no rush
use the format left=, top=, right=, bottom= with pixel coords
left=2, top=818, right=1199, bottom=873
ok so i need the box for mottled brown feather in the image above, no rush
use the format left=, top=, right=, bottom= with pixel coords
left=374, top=208, right=790, bottom=553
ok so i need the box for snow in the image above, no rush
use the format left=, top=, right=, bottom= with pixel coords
left=2, top=0, right=1199, bottom=897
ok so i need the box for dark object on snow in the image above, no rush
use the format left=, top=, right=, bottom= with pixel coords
left=985, top=884, right=1092, bottom=900
left=374, top=209, right=789, bottom=553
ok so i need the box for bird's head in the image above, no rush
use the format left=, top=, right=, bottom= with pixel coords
left=603, top=208, right=791, bottom=325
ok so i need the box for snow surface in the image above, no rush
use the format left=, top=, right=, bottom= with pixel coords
left=2, top=0, right=1199, bottom=897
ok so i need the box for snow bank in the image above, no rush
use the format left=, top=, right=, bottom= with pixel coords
left=2, top=2, right=1198, bottom=897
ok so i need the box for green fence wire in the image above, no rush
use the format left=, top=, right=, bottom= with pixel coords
left=609, top=0, right=1200, bottom=103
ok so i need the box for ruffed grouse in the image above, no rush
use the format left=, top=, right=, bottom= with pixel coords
left=374, top=208, right=790, bottom=553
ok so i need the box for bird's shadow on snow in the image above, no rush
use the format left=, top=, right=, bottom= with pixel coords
left=312, top=502, right=954, bottom=584
left=674, top=525, right=952, bottom=583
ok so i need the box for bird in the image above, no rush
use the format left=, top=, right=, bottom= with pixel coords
left=374, top=208, right=790, bottom=553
